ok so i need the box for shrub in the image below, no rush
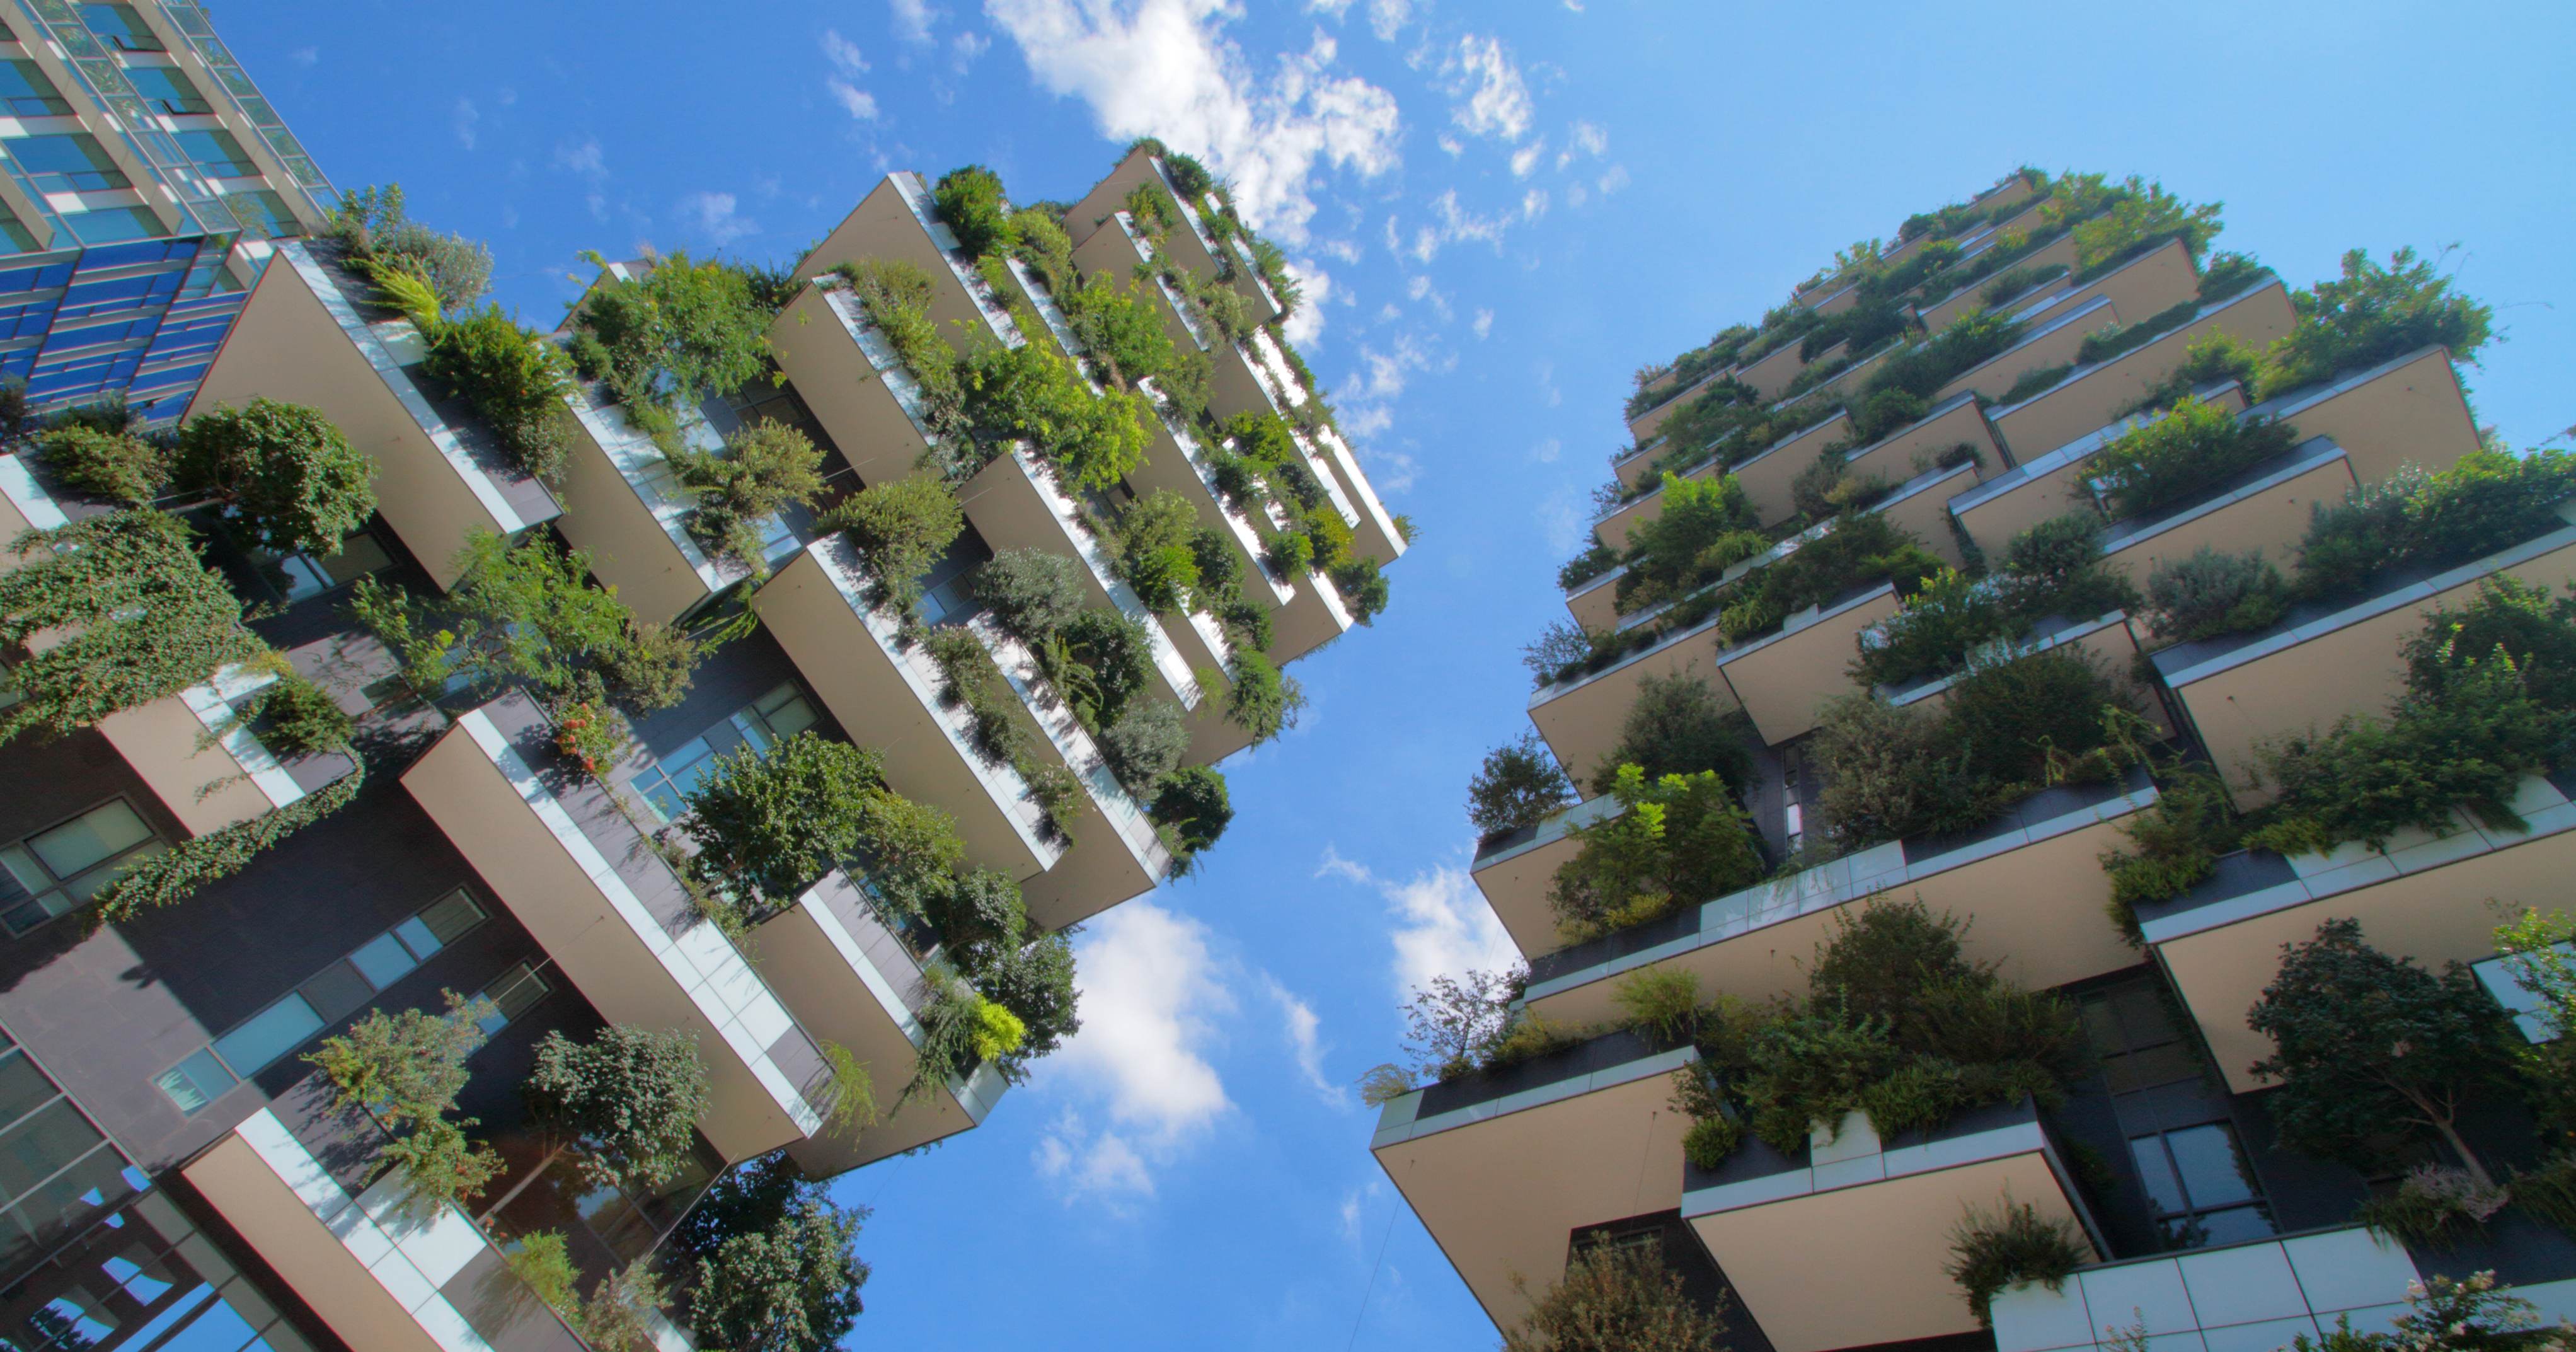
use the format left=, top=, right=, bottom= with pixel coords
left=2301, top=451, right=2576, bottom=603
left=1944, top=1198, right=2086, bottom=1326
left=174, top=399, right=376, bottom=554
left=2089, top=396, right=2298, bottom=520
left=1551, top=765, right=1763, bottom=941
left=306, top=991, right=502, bottom=1206
left=979, top=929, right=1081, bottom=1078
left=668, top=419, right=825, bottom=570
left=1467, top=732, right=1575, bottom=842
left=1589, top=671, right=1752, bottom=794
left=2408, top=578, right=2576, bottom=712
left=423, top=306, right=576, bottom=479
left=1097, top=698, right=1187, bottom=797
left=2197, top=250, right=2266, bottom=303
left=2355, top=1163, right=2507, bottom=1248
left=689, top=1198, right=869, bottom=1352
left=1808, top=693, right=1985, bottom=846
left=1397, top=968, right=1526, bottom=1080
left=1943, top=647, right=2134, bottom=787
left=682, top=734, right=887, bottom=909
left=1808, top=898, right=1978, bottom=1031
left=2127, top=330, right=2265, bottom=415
left=974, top=548, right=1086, bottom=642
left=38, top=424, right=166, bottom=505
left=1852, top=308, right=2027, bottom=438
left=1225, top=651, right=1301, bottom=742
left=1500, top=1241, right=1728, bottom=1352
left=572, top=251, right=771, bottom=410
left=2097, top=765, right=2240, bottom=939
left=958, top=339, right=1151, bottom=489
left=2289, top=1273, right=2570, bottom=1352
left=527, top=1026, right=712, bottom=1191
left=2249, top=918, right=2510, bottom=1188
left=932, top=165, right=1011, bottom=258
left=823, top=476, right=965, bottom=612
left=1854, top=567, right=2018, bottom=688
left=326, top=183, right=492, bottom=313
left=1333, top=555, right=1390, bottom=625
left=1151, top=764, right=1231, bottom=855
left=2145, top=546, right=2287, bottom=641
left=1056, top=607, right=1154, bottom=728
left=2263, top=246, right=2495, bottom=396
left=251, top=667, right=357, bottom=758
left=1062, top=274, right=1180, bottom=388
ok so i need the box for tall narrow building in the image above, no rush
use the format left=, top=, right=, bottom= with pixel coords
left=0, top=8, right=1404, bottom=1338
left=1373, top=169, right=2573, bottom=1350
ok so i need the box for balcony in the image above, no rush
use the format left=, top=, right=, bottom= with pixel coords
left=1523, top=768, right=2156, bottom=1027
left=0, top=453, right=66, bottom=570
left=1987, top=280, right=2299, bottom=462
left=1630, top=366, right=1732, bottom=444
left=1732, top=409, right=1853, bottom=528
left=2241, top=344, right=2481, bottom=487
left=1837, top=388, right=2004, bottom=489
left=752, top=538, right=1069, bottom=882
left=793, top=171, right=1018, bottom=342
left=1948, top=382, right=2251, bottom=557
left=2096, top=436, right=2358, bottom=587
left=1064, top=147, right=1281, bottom=323
left=181, top=1102, right=588, bottom=1352
left=757, top=870, right=1009, bottom=1177
left=1929, top=295, right=2124, bottom=407
left=2139, top=771, right=2576, bottom=1094
left=400, top=690, right=830, bottom=1161
left=1684, top=1100, right=2101, bottom=1352
left=2153, top=506, right=2576, bottom=799
left=1994, top=1226, right=2424, bottom=1352
left=1069, top=211, right=1309, bottom=432
left=94, top=660, right=356, bottom=838
left=769, top=283, right=943, bottom=483
left=1563, top=561, right=1628, bottom=634
left=1471, top=793, right=1625, bottom=959
left=1249, top=332, right=1406, bottom=565
left=1880, top=611, right=2169, bottom=736
left=1872, top=456, right=1985, bottom=567
left=1918, top=231, right=2081, bottom=332
left=190, top=242, right=561, bottom=590
left=1733, top=337, right=1810, bottom=404
left=1370, top=1028, right=1700, bottom=1329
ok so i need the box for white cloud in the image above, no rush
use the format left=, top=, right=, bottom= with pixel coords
left=1567, top=119, right=1608, bottom=159
left=1521, top=188, right=1549, bottom=221
left=1441, top=34, right=1532, bottom=142
left=1565, top=0, right=1585, bottom=9
left=827, top=79, right=880, bottom=120
left=1033, top=903, right=1234, bottom=1202
left=1472, top=308, right=1493, bottom=339
left=1538, top=483, right=1589, bottom=556
left=822, top=28, right=870, bottom=73
left=984, top=0, right=1401, bottom=245
left=1320, top=236, right=1362, bottom=264
left=1280, top=259, right=1332, bottom=347
left=1509, top=139, right=1544, bottom=178
left=451, top=98, right=478, bottom=151
left=1317, top=853, right=1520, bottom=998
left=1405, top=188, right=1510, bottom=263
left=1308, top=0, right=1355, bottom=14
left=892, top=0, right=940, bottom=43
left=1436, top=132, right=1463, bottom=157
left=1366, top=0, right=1411, bottom=41
left=554, top=137, right=607, bottom=184
left=1531, top=437, right=1560, bottom=463
left=1598, top=164, right=1630, bottom=194
left=953, top=28, right=992, bottom=66
left=678, top=192, right=758, bottom=245
left=1261, top=977, right=1343, bottom=1107
left=289, top=45, right=318, bottom=67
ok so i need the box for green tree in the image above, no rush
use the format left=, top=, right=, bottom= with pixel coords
left=1152, top=765, right=1232, bottom=855
left=1466, top=732, right=1575, bottom=841
left=174, top=400, right=376, bottom=554
left=2248, top=918, right=2510, bottom=1189
left=682, top=734, right=888, bottom=908
left=423, top=306, right=576, bottom=478
left=526, top=1026, right=712, bottom=1191
left=689, top=1198, right=870, bottom=1352
left=1501, top=1241, right=1728, bottom=1352
left=38, top=424, right=167, bottom=505
left=931, top=165, right=1010, bottom=258
left=669, top=419, right=825, bottom=570
left=2264, top=246, right=2495, bottom=395
left=1592, top=671, right=1752, bottom=795
left=979, top=931, right=1081, bottom=1082
left=821, top=476, right=963, bottom=612
left=305, top=992, right=503, bottom=1206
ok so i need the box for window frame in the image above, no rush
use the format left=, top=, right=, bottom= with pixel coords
left=0, top=797, right=165, bottom=937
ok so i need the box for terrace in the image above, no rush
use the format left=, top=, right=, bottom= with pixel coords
left=1947, top=383, right=2251, bottom=556
left=1067, top=211, right=1275, bottom=424
left=792, top=170, right=1019, bottom=340
left=93, top=658, right=357, bottom=838
left=2094, top=436, right=2357, bottom=586
left=1835, top=388, right=2003, bottom=490
left=1986, top=280, right=2299, bottom=463
left=1928, top=295, right=2122, bottom=407
left=1064, top=147, right=1281, bottom=323
left=1469, top=792, right=1626, bottom=959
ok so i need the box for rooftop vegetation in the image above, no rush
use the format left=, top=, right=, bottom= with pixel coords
left=1501, top=1240, right=1730, bottom=1352
left=1852, top=512, right=2138, bottom=689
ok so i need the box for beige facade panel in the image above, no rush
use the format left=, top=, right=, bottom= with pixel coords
left=2097, top=448, right=2358, bottom=587
left=769, top=285, right=938, bottom=484
left=1919, top=233, right=2081, bottom=332
left=1529, top=633, right=1743, bottom=786
left=1722, top=584, right=1900, bottom=744
left=1565, top=565, right=1625, bottom=635
left=1735, top=338, right=1810, bottom=405
left=180, top=1134, right=447, bottom=1352
left=1840, top=393, right=2001, bottom=488
left=2259, top=345, right=2481, bottom=488
left=1929, top=297, right=2124, bottom=408
left=551, top=393, right=720, bottom=627
left=1948, top=385, right=2254, bottom=558
left=1471, top=794, right=1624, bottom=960
left=1734, top=410, right=1853, bottom=528
left=1989, top=282, right=2299, bottom=465
left=95, top=691, right=282, bottom=838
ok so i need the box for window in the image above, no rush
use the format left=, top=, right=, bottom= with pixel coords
left=154, top=889, right=488, bottom=1112
left=2078, top=983, right=2202, bottom=1094
left=0, top=1187, right=319, bottom=1352
left=0, top=204, right=35, bottom=254
left=78, top=4, right=162, bottom=52
left=172, top=129, right=255, bottom=179
left=6, top=133, right=131, bottom=193
left=916, top=531, right=994, bottom=627
left=2129, top=1121, right=2275, bottom=1249
left=120, top=64, right=209, bottom=115
left=221, top=187, right=299, bottom=239
left=262, top=528, right=393, bottom=603
left=476, top=963, right=551, bottom=1035
left=0, top=60, right=70, bottom=117
left=630, top=681, right=822, bottom=823
left=0, top=1028, right=140, bottom=1276
left=0, top=799, right=164, bottom=935
left=62, top=206, right=168, bottom=246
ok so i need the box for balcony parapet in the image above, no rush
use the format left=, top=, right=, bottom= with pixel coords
left=2095, top=435, right=2355, bottom=585
left=1947, top=380, right=2249, bottom=556
left=96, top=659, right=353, bottom=838
left=1985, top=279, right=2297, bottom=465
left=1992, top=1225, right=2422, bottom=1352
left=1928, top=295, right=2120, bottom=408
left=1470, top=792, right=1626, bottom=960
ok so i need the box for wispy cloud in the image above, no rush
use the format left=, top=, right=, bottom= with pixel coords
left=677, top=191, right=757, bottom=245
left=1032, top=903, right=1234, bottom=1204
left=1441, top=35, right=1532, bottom=142
left=892, top=0, right=940, bottom=44
left=821, top=28, right=881, bottom=120
left=1317, top=849, right=1519, bottom=998
left=452, top=98, right=479, bottom=151
left=1260, top=976, right=1344, bottom=1107
left=1404, top=188, right=1510, bottom=263
left=553, top=136, right=608, bottom=221
left=289, top=45, right=318, bottom=67
left=1366, top=0, right=1412, bottom=42
left=1472, top=308, right=1494, bottom=339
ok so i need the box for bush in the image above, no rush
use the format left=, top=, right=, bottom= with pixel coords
left=669, top=419, right=824, bottom=570
left=423, top=306, right=576, bottom=479
left=2263, top=246, right=2494, bottom=396
left=2297, top=451, right=2576, bottom=603
left=1062, top=274, right=1180, bottom=389
left=1943, top=647, right=2134, bottom=787
left=1056, top=607, right=1153, bottom=727
left=1808, top=693, right=1982, bottom=847
left=1500, top=1242, right=1728, bottom=1352
left=251, top=667, right=357, bottom=758
left=1851, top=308, right=2026, bottom=438
left=305, top=991, right=499, bottom=1205
left=932, top=165, right=1011, bottom=258
left=2408, top=578, right=2576, bottom=711
left=974, top=548, right=1086, bottom=643
left=1589, top=671, right=1752, bottom=795
left=1467, top=732, right=1575, bottom=842
left=1551, top=765, right=1762, bottom=942
left=1096, top=698, right=1187, bottom=796
left=2097, top=765, right=2240, bottom=939
left=682, top=734, right=887, bottom=909
left=823, top=476, right=965, bottom=612
left=1943, top=1198, right=2087, bottom=1326
left=1225, top=650, right=1302, bottom=742
left=1151, top=764, right=1231, bottom=854
left=175, top=399, right=376, bottom=554
left=2127, top=330, right=2265, bottom=415
left=572, top=251, right=771, bottom=411
left=1333, top=555, right=1390, bottom=625
left=38, top=424, right=166, bottom=505
left=2145, top=546, right=2287, bottom=641
left=958, top=339, right=1151, bottom=489
left=2197, top=250, right=2266, bottom=303
left=326, top=183, right=493, bottom=313
left=2354, top=1163, right=2507, bottom=1248
left=689, top=1198, right=869, bottom=1352
left=2090, top=395, right=2298, bottom=520
left=527, top=1026, right=711, bottom=1191
left=1854, top=567, right=2018, bottom=688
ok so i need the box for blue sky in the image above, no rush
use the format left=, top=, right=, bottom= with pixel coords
left=225, top=1, right=2575, bottom=1345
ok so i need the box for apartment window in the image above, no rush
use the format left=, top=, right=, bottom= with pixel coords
left=2078, top=983, right=2202, bottom=1094
left=77, top=4, right=163, bottom=52
left=222, top=187, right=299, bottom=239
left=172, top=129, right=255, bottom=179
left=120, top=64, right=210, bottom=116
left=631, top=681, right=822, bottom=822
left=63, top=206, right=166, bottom=247
left=0, top=1028, right=141, bottom=1276
left=261, top=526, right=393, bottom=604
left=0, top=204, right=35, bottom=254
left=152, top=889, right=487, bottom=1113
left=0, top=799, right=164, bottom=935
left=0, top=60, right=71, bottom=117
left=476, top=962, right=551, bottom=1035
left=2129, top=1121, right=2275, bottom=1249
left=1, top=1187, right=319, bottom=1352
left=7, top=133, right=131, bottom=193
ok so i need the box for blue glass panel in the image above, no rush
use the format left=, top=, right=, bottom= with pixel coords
left=64, top=209, right=167, bottom=247
left=209, top=995, right=321, bottom=1075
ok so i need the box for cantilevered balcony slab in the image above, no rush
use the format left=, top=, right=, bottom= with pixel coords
left=190, top=242, right=561, bottom=590
left=759, top=870, right=1009, bottom=1177
left=2096, top=437, right=2357, bottom=587
left=1993, top=1226, right=2422, bottom=1352
left=1928, top=295, right=2123, bottom=407
left=182, top=1106, right=588, bottom=1352
left=1988, top=280, right=2298, bottom=463
left=1684, top=1101, right=2099, bottom=1352
left=1529, top=621, right=1743, bottom=782
left=1065, top=147, right=1280, bottom=323
left=1471, top=793, right=1625, bottom=959
left=753, top=538, right=1067, bottom=881
left=1629, top=364, right=1734, bottom=445
left=1564, top=562, right=1629, bottom=634
left=1734, top=337, right=1810, bottom=405
left=95, top=661, right=350, bottom=838
left=1371, top=1029, right=1699, bottom=1330
left=2153, top=507, right=2576, bottom=799
left=1880, top=611, right=2170, bottom=736
left=1783, top=339, right=1897, bottom=410
left=770, top=284, right=940, bottom=483
left=401, top=690, right=828, bottom=1162
left=1871, top=458, right=1983, bottom=567
left=1732, top=409, right=1853, bottom=528
left=2240, top=344, right=2481, bottom=488
left=1947, top=383, right=2251, bottom=557
left=0, top=453, right=67, bottom=574
left=1717, top=582, right=1900, bottom=744
left=2140, top=773, right=2576, bottom=1094
left=1254, top=347, right=1405, bottom=563
left=1839, top=390, right=2004, bottom=489
left=792, top=171, right=1020, bottom=342
left=1918, top=233, right=2081, bottom=332
left=1524, top=769, right=2155, bottom=1028
left=1071, top=211, right=1295, bottom=429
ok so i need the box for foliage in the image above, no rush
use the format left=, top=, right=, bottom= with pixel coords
left=682, top=734, right=889, bottom=909
left=1850, top=308, right=2027, bottom=439
left=1550, top=765, right=1763, bottom=942
left=957, top=338, right=1153, bottom=489
left=2497, top=910, right=2576, bottom=1140
left=2090, top=396, right=2297, bottom=520
left=689, top=1194, right=870, bottom=1352
left=1225, top=650, right=1302, bottom=742
left=2263, top=246, right=2495, bottom=396
left=422, top=305, right=577, bottom=479
left=1113, top=488, right=1202, bottom=613
left=0, top=511, right=262, bottom=746
left=922, top=625, right=1025, bottom=766
left=1056, top=608, right=1154, bottom=731
left=306, top=991, right=502, bottom=1206
left=931, top=165, right=1011, bottom=258
left=2294, top=451, right=2576, bottom=604
left=2097, top=763, right=2239, bottom=941
left=1590, top=673, right=1753, bottom=795
left=1558, top=540, right=1620, bottom=592
left=325, top=183, right=492, bottom=313
left=1062, top=273, right=1185, bottom=393
left=909, top=968, right=1021, bottom=1099
left=2249, top=918, right=2511, bottom=1189
left=1151, top=764, right=1232, bottom=855
left=38, top=424, right=167, bottom=505
left=572, top=1261, right=670, bottom=1352
left=246, top=666, right=357, bottom=758
left=174, top=399, right=376, bottom=553
left=1467, top=732, right=1576, bottom=843
left=1943, top=1198, right=2087, bottom=1327
left=502, top=1231, right=577, bottom=1315
left=2355, top=1163, right=2509, bottom=1249
left=1715, top=514, right=1942, bottom=649
left=2067, top=176, right=2223, bottom=274
left=2408, top=579, right=2576, bottom=711
left=526, top=1025, right=713, bottom=1192
left=977, top=930, right=1081, bottom=1080
left=1398, top=966, right=1527, bottom=1081
left=1334, top=555, right=1390, bottom=625
left=568, top=251, right=772, bottom=416
left=668, top=418, right=825, bottom=571
left=1097, top=698, right=1187, bottom=796
left=2127, top=330, right=2267, bottom=417
left=1854, top=514, right=2137, bottom=688
left=820, top=475, right=963, bottom=613
left=2198, top=251, right=2267, bottom=303
left=1500, top=1241, right=1728, bottom=1352
left=92, top=770, right=362, bottom=921
left=1619, top=472, right=1762, bottom=612
left=350, top=529, right=697, bottom=710
left=2294, top=1273, right=2571, bottom=1352
left=2146, top=546, right=2287, bottom=641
